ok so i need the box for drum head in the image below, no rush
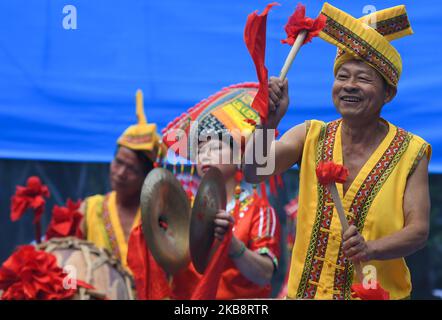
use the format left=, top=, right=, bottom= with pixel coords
left=36, top=237, right=134, bottom=300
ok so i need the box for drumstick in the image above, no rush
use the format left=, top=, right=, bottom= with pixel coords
left=279, top=30, right=307, bottom=80
left=316, top=161, right=363, bottom=282
left=329, top=183, right=364, bottom=281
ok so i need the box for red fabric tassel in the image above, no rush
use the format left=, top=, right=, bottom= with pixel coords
left=45, top=199, right=83, bottom=240
left=281, top=3, right=326, bottom=45
left=244, top=2, right=279, bottom=124
left=351, top=281, right=390, bottom=300
left=127, top=225, right=170, bottom=300
left=316, top=161, right=349, bottom=185
left=191, top=227, right=233, bottom=300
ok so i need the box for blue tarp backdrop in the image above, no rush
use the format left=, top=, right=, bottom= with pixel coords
left=0, top=1, right=441, bottom=171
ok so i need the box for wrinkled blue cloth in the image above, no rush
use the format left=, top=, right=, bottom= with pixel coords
left=0, top=1, right=440, bottom=171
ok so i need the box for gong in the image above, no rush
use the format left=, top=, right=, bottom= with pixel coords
left=190, top=167, right=227, bottom=274
left=140, top=168, right=191, bottom=275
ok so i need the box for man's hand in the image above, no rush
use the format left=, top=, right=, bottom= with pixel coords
left=267, top=77, right=289, bottom=129
left=342, top=225, right=373, bottom=263
left=214, top=210, right=234, bottom=241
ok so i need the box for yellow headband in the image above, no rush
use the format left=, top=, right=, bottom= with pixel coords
left=319, top=3, right=413, bottom=87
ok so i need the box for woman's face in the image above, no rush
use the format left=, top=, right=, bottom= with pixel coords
left=196, top=138, right=237, bottom=179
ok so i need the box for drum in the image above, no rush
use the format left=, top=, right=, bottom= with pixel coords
left=36, top=237, right=134, bottom=300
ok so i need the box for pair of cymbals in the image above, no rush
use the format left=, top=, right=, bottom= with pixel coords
left=140, top=167, right=226, bottom=275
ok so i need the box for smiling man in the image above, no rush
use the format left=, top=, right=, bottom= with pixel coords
left=244, top=3, right=431, bottom=299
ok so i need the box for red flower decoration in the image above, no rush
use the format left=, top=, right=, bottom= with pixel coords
left=316, top=161, right=349, bottom=185
left=10, top=176, right=50, bottom=224
left=281, top=3, right=326, bottom=45
left=45, top=199, right=84, bottom=240
left=0, top=246, right=77, bottom=300
left=351, top=281, right=390, bottom=300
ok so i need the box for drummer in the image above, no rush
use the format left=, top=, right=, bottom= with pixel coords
left=166, top=83, right=281, bottom=299
left=79, top=90, right=165, bottom=271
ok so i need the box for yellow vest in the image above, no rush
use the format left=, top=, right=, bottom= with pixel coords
left=287, top=119, right=431, bottom=300
left=84, top=191, right=141, bottom=271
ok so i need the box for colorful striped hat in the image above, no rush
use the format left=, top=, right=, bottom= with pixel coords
left=319, top=3, right=413, bottom=87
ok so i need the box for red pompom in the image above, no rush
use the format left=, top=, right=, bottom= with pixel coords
left=351, top=281, right=390, bottom=300
left=315, top=161, right=349, bottom=185
left=281, top=3, right=326, bottom=45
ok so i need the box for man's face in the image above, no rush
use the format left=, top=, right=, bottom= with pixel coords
left=196, top=138, right=237, bottom=179
left=110, top=146, right=146, bottom=195
left=332, top=60, right=396, bottom=121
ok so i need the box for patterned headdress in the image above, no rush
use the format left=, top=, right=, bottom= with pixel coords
left=319, top=3, right=413, bottom=87
left=162, top=83, right=261, bottom=160
left=117, top=89, right=166, bottom=162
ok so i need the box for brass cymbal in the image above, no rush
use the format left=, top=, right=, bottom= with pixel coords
left=140, top=168, right=191, bottom=275
left=190, top=167, right=227, bottom=274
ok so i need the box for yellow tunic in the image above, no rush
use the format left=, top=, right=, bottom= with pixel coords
left=287, top=119, right=431, bottom=300
left=84, top=191, right=141, bottom=271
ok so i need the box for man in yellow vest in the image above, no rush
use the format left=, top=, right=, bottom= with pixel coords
left=80, top=90, right=165, bottom=271
left=244, top=3, right=431, bottom=299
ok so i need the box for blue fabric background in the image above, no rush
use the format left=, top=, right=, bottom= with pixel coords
left=0, top=0, right=440, bottom=171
